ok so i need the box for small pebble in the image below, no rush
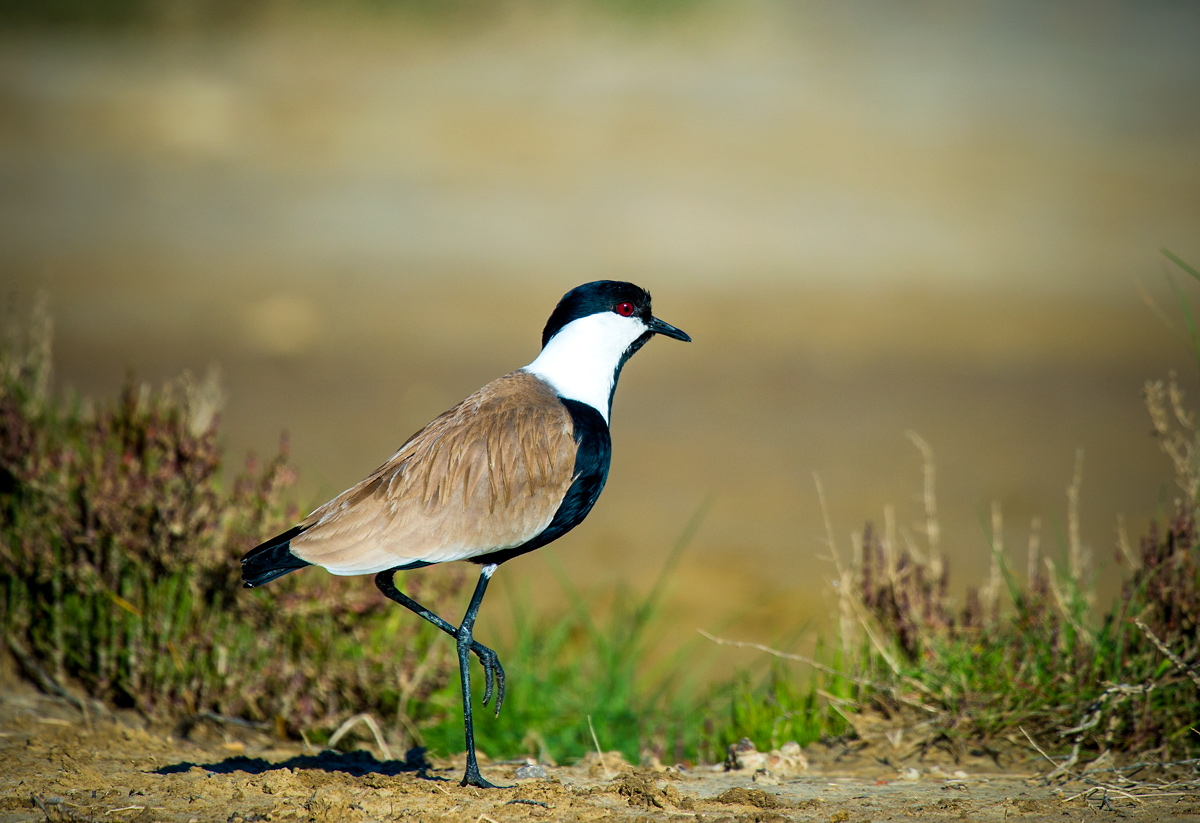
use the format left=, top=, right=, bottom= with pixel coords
left=752, top=769, right=780, bottom=786
left=514, top=764, right=549, bottom=780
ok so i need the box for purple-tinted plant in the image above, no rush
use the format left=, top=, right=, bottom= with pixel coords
left=0, top=303, right=462, bottom=746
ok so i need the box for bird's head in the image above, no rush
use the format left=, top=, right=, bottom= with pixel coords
left=540, top=280, right=691, bottom=349
left=526, top=281, right=690, bottom=422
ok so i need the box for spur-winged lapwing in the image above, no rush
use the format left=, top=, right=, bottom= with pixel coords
left=241, top=280, right=690, bottom=788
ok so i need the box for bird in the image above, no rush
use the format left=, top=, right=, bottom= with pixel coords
left=240, top=280, right=690, bottom=788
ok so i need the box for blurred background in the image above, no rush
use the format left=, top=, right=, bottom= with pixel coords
left=3, top=0, right=1200, bottom=663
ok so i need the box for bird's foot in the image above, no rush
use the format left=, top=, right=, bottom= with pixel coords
left=471, top=641, right=506, bottom=716
left=460, top=765, right=509, bottom=790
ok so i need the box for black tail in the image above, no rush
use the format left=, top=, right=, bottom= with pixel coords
left=241, top=525, right=312, bottom=588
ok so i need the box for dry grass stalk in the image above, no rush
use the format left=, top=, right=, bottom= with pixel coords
left=180, top=366, right=225, bottom=438
left=1115, top=515, right=1139, bottom=571
left=1022, top=725, right=1078, bottom=780
left=814, top=472, right=857, bottom=661
left=1042, top=557, right=1088, bottom=646
left=587, top=715, right=611, bottom=779
left=1145, top=374, right=1199, bottom=502
left=883, top=503, right=898, bottom=581
left=981, top=501, right=1003, bottom=622
left=1066, top=449, right=1088, bottom=584
left=1, top=294, right=53, bottom=413
left=700, top=631, right=870, bottom=689
left=1133, top=618, right=1200, bottom=692
left=905, top=431, right=942, bottom=580
left=392, top=641, right=448, bottom=749
left=328, top=712, right=394, bottom=761
left=700, top=630, right=934, bottom=716
left=1026, top=515, right=1043, bottom=591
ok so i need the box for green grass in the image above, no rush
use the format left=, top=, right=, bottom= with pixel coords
left=420, top=502, right=728, bottom=766
left=722, top=252, right=1200, bottom=766
left=723, top=638, right=853, bottom=753
left=723, top=455, right=1199, bottom=766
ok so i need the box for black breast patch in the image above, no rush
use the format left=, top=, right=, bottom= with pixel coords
left=469, top=398, right=611, bottom=566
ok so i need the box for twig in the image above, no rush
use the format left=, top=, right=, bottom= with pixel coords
left=702, top=631, right=939, bottom=713
left=1051, top=742, right=1082, bottom=781
left=1020, top=726, right=1073, bottom=778
left=699, top=631, right=870, bottom=686
left=328, top=713, right=393, bottom=761
left=1134, top=618, right=1200, bottom=692
left=1063, top=785, right=1141, bottom=806
left=5, top=633, right=99, bottom=727
left=1085, top=756, right=1200, bottom=775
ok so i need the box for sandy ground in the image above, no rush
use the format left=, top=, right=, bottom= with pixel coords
left=2, top=681, right=1197, bottom=823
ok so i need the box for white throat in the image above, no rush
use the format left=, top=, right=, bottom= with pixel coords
left=522, top=313, right=648, bottom=423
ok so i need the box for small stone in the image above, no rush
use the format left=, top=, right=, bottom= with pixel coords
left=727, top=738, right=807, bottom=776
left=753, top=769, right=781, bottom=785
left=514, top=765, right=549, bottom=780
left=725, top=738, right=766, bottom=772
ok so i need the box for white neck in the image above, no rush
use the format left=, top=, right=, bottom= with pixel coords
left=522, top=313, right=648, bottom=423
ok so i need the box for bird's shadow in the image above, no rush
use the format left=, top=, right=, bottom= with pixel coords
left=154, top=746, right=444, bottom=780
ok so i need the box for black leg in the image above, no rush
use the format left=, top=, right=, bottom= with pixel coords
left=455, top=564, right=506, bottom=789
left=374, top=569, right=506, bottom=713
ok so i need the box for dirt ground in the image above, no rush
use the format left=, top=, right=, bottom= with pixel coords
left=2, top=683, right=1197, bottom=823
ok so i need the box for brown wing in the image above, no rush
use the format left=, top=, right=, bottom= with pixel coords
left=288, top=371, right=577, bottom=575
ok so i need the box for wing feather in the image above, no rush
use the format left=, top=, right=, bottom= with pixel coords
left=289, top=371, right=576, bottom=575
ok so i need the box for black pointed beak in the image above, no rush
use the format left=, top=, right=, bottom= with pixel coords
left=648, top=316, right=691, bottom=342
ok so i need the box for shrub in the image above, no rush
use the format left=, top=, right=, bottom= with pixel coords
left=0, top=301, right=463, bottom=743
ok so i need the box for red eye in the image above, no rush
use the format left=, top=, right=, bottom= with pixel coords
left=615, top=302, right=635, bottom=317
